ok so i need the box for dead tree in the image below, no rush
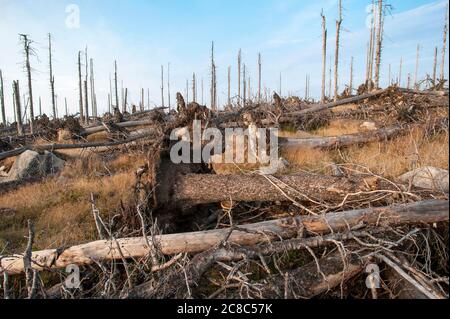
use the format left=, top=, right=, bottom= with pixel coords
left=407, top=73, right=411, bottom=89
left=192, top=73, right=196, bottom=103
left=0, top=70, right=5, bottom=126
left=258, top=53, right=262, bottom=102
left=440, top=4, right=448, bottom=81
left=210, top=42, right=217, bottom=111
left=399, top=57, right=403, bottom=86
left=238, top=49, right=242, bottom=106
left=78, top=51, right=84, bottom=123
left=414, top=44, right=420, bottom=90
left=84, top=47, right=89, bottom=125
left=90, top=58, right=97, bottom=117
left=388, top=63, right=391, bottom=86
left=433, top=46, right=438, bottom=87
left=161, top=65, right=165, bottom=107
left=20, top=34, right=35, bottom=134
left=167, top=63, right=171, bottom=110
left=321, top=10, right=327, bottom=102
left=243, top=64, right=247, bottom=106
left=13, top=81, right=23, bottom=136
left=64, top=97, right=68, bottom=117
left=109, top=74, right=113, bottom=112
left=227, top=66, right=231, bottom=106
left=140, top=88, right=144, bottom=112
left=368, top=0, right=376, bottom=90
left=333, top=0, right=343, bottom=101
left=38, top=96, right=42, bottom=117
left=48, top=34, right=56, bottom=119
left=114, top=60, right=119, bottom=111
left=124, top=88, right=128, bottom=113
left=374, top=0, right=384, bottom=89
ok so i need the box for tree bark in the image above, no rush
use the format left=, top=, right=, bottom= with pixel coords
left=1, top=200, right=447, bottom=275
left=282, top=125, right=402, bottom=150
left=321, top=11, right=327, bottom=103
left=0, top=70, right=5, bottom=126
left=13, top=81, right=23, bottom=136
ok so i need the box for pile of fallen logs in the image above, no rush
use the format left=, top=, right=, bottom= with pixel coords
left=0, top=86, right=448, bottom=299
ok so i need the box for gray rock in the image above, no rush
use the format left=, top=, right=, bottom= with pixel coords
left=5, top=150, right=65, bottom=181
left=398, top=166, right=449, bottom=193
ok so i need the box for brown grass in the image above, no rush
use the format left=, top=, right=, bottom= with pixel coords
left=0, top=153, right=144, bottom=252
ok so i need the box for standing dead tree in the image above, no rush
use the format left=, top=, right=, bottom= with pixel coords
left=210, top=42, right=217, bottom=112
left=167, top=63, right=171, bottom=110
left=333, top=0, right=343, bottom=101
left=243, top=64, right=247, bottom=106
left=227, top=66, right=231, bottom=106
left=258, top=53, right=262, bottom=102
left=90, top=58, right=97, bottom=117
left=20, top=34, right=35, bottom=134
left=13, top=81, right=23, bottom=136
left=192, top=73, right=197, bottom=103
left=374, top=0, right=384, bottom=89
left=367, top=0, right=376, bottom=90
left=398, top=56, right=403, bottom=86
left=0, top=70, right=5, bottom=126
left=48, top=34, right=56, bottom=120
left=321, top=10, right=327, bottom=102
left=78, top=51, right=84, bottom=123
left=440, top=4, right=448, bottom=81
left=414, top=44, right=420, bottom=90
left=140, top=88, right=144, bottom=112
left=237, top=49, right=242, bottom=107
left=114, top=60, right=119, bottom=111
left=84, top=48, right=89, bottom=125
left=161, top=65, right=165, bottom=108
left=433, top=46, right=438, bottom=87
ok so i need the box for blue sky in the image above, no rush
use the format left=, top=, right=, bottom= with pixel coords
left=0, top=0, right=448, bottom=120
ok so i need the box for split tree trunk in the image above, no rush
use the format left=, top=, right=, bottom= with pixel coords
left=13, top=81, right=23, bottom=136
left=1, top=200, right=447, bottom=275
left=0, top=70, right=5, bottom=126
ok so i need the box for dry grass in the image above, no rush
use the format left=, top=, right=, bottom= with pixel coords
left=311, top=119, right=366, bottom=136
left=0, top=153, right=145, bottom=252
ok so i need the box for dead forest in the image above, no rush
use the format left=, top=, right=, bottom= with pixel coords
left=0, top=0, right=449, bottom=300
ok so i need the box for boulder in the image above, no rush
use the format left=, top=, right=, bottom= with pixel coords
left=398, top=166, right=449, bottom=193
left=6, top=150, right=65, bottom=181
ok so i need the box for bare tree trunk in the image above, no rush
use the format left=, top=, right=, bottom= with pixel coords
left=440, top=4, right=448, bottom=81
left=0, top=70, right=5, bottom=126
left=192, top=73, right=196, bottom=103
left=78, top=51, right=84, bottom=123
left=237, top=49, right=241, bottom=107
left=399, top=57, right=403, bottom=86
left=328, top=67, right=332, bottom=98
left=407, top=73, right=411, bottom=90
left=109, top=74, right=113, bottom=112
left=84, top=48, right=89, bottom=125
left=90, top=58, right=97, bottom=117
left=374, top=0, right=384, bottom=89
left=243, top=64, right=247, bottom=106
left=210, top=42, right=216, bottom=111
left=124, top=88, right=128, bottom=113
left=368, top=0, right=376, bottom=90
left=433, top=46, right=438, bottom=88
left=20, top=34, right=34, bottom=134
left=201, top=77, right=204, bottom=105
left=160, top=65, right=164, bottom=108
left=321, top=11, right=327, bottom=103
left=141, top=88, right=144, bottom=112
left=349, top=56, right=354, bottom=94
left=365, top=42, right=370, bottom=84
left=64, top=97, right=68, bottom=117
left=258, top=53, right=262, bottom=102
left=414, top=44, right=420, bottom=90
left=167, top=63, right=171, bottom=111
left=48, top=34, right=56, bottom=120
left=333, top=0, right=343, bottom=101
left=38, top=96, right=42, bottom=117
left=13, top=81, right=23, bottom=136
left=227, top=66, right=231, bottom=106
left=114, top=60, right=119, bottom=111
left=108, top=94, right=111, bottom=114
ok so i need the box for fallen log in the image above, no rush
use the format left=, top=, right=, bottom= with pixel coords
left=169, top=172, right=380, bottom=205
left=0, top=200, right=447, bottom=275
left=284, top=89, right=386, bottom=117
left=281, top=125, right=402, bottom=149
left=0, top=131, right=155, bottom=161
left=81, top=119, right=155, bottom=136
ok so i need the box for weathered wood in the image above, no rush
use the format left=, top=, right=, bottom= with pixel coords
left=285, top=89, right=386, bottom=117
left=282, top=125, right=402, bottom=149
left=170, top=172, right=378, bottom=205
left=0, top=131, right=155, bottom=161
left=0, top=200, right=447, bottom=275
left=81, top=119, right=155, bottom=136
